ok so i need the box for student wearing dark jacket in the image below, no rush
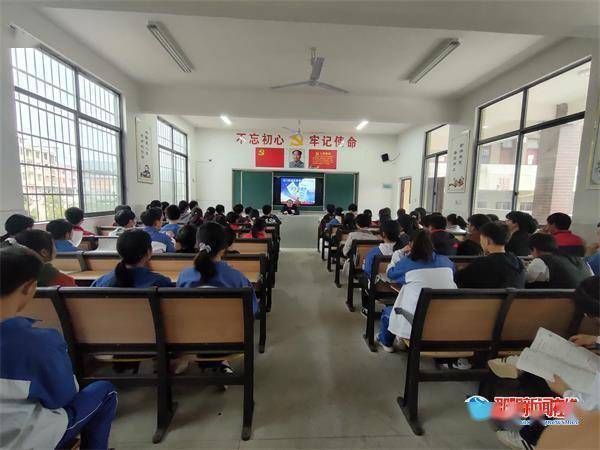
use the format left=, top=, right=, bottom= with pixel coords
left=505, top=211, right=537, bottom=256
left=319, top=204, right=336, bottom=236
left=526, top=233, right=592, bottom=288
left=457, top=214, right=490, bottom=256
left=455, top=221, right=526, bottom=289
left=425, top=214, right=459, bottom=256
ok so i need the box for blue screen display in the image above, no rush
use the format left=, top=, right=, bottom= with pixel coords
left=280, top=177, right=316, bottom=205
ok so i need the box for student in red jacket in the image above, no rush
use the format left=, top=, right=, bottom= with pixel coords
left=544, top=212, right=584, bottom=256
left=65, top=207, right=94, bottom=236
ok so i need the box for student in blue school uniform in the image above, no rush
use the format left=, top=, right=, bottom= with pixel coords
left=92, top=229, right=173, bottom=287
left=140, top=207, right=175, bottom=253
left=46, top=219, right=79, bottom=252
left=362, top=219, right=410, bottom=280
left=161, top=204, right=182, bottom=237
left=176, top=222, right=259, bottom=315
left=0, top=246, right=117, bottom=449
left=325, top=207, right=344, bottom=231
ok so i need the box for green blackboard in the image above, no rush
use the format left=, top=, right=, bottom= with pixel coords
left=232, top=170, right=242, bottom=205
left=324, top=173, right=356, bottom=208
left=240, top=171, right=272, bottom=209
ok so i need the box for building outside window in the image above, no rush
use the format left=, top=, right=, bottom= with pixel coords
left=157, top=118, right=188, bottom=204
left=422, top=124, right=450, bottom=212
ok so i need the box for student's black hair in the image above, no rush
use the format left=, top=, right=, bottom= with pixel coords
left=244, top=206, right=253, bottom=215
left=334, top=207, right=344, bottom=216
left=378, top=208, right=392, bottom=222
left=176, top=224, right=197, bottom=252
left=480, top=221, right=510, bottom=246
left=215, top=204, right=225, bottom=215
left=574, top=276, right=600, bottom=317
left=348, top=203, right=358, bottom=212
left=65, top=207, right=84, bottom=225
left=355, top=214, right=371, bottom=228
left=397, top=213, right=416, bottom=236
left=15, top=229, right=54, bottom=257
left=114, top=229, right=152, bottom=288
left=397, top=208, right=406, bottom=217
left=114, top=204, right=132, bottom=214
left=447, top=213, right=467, bottom=229
left=0, top=246, right=43, bottom=296
left=262, top=204, right=272, bottom=215
left=140, top=207, right=163, bottom=227
left=251, top=217, right=267, bottom=238
left=326, top=204, right=335, bottom=215
left=233, top=204, right=244, bottom=214
left=2, top=214, right=34, bottom=241
left=161, top=201, right=170, bottom=212
left=468, top=214, right=490, bottom=231
left=381, top=220, right=404, bottom=251
left=427, top=214, right=447, bottom=230
left=506, top=211, right=537, bottom=234
left=529, top=233, right=559, bottom=254
left=363, top=209, right=373, bottom=217
left=250, top=209, right=260, bottom=220
left=188, top=207, right=204, bottom=226
left=226, top=211, right=239, bottom=225
left=547, top=212, right=572, bottom=230
left=150, top=200, right=162, bottom=208
left=409, top=230, right=434, bottom=262
left=224, top=225, right=236, bottom=249
left=46, top=219, right=73, bottom=240
left=486, top=213, right=499, bottom=222
left=115, top=209, right=136, bottom=227
left=342, top=212, right=356, bottom=230
left=178, top=200, right=190, bottom=212
left=189, top=200, right=198, bottom=210
left=165, top=204, right=181, bottom=221
left=194, top=222, right=228, bottom=281
left=414, top=207, right=427, bottom=220
left=215, top=214, right=229, bottom=227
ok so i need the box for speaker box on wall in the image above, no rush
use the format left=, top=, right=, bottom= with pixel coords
left=381, top=153, right=389, bottom=162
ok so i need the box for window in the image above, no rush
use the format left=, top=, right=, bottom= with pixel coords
left=422, top=125, right=449, bottom=212
left=11, top=48, right=122, bottom=221
left=157, top=118, right=188, bottom=204
left=472, top=59, right=590, bottom=220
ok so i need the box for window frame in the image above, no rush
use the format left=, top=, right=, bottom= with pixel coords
left=12, top=46, right=125, bottom=219
left=421, top=124, right=449, bottom=210
left=157, top=117, right=189, bottom=203
left=469, top=57, right=591, bottom=216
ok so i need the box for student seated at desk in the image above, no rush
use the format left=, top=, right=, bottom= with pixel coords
left=319, top=204, right=336, bottom=235
left=175, top=225, right=198, bottom=253
left=424, top=214, right=459, bottom=256
left=226, top=211, right=240, bottom=230
left=14, top=229, right=76, bottom=287
left=178, top=200, right=191, bottom=223
left=281, top=199, right=299, bottom=215
left=526, top=233, right=592, bottom=288
left=203, top=206, right=216, bottom=222
left=188, top=206, right=204, bottom=227
left=0, top=213, right=34, bottom=248
left=363, top=220, right=409, bottom=277
left=543, top=212, right=585, bottom=256
left=347, top=203, right=358, bottom=217
left=325, top=207, right=344, bottom=231
left=341, top=212, right=357, bottom=231
left=161, top=204, right=181, bottom=237
left=0, top=246, right=117, bottom=449
left=377, top=230, right=456, bottom=353
left=92, top=230, right=173, bottom=287
left=505, top=210, right=537, bottom=256
left=109, top=209, right=136, bottom=237
left=65, top=206, right=94, bottom=237
left=446, top=213, right=467, bottom=233
left=456, top=213, right=490, bottom=256
left=261, top=204, right=281, bottom=225
left=46, top=219, right=79, bottom=252
left=176, top=222, right=258, bottom=315
left=455, top=221, right=526, bottom=289
left=343, top=213, right=379, bottom=257
left=242, top=218, right=267, bottom=239
left=140, top=207, right=175, bottom=253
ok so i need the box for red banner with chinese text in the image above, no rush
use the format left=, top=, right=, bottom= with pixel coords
left=309, top=149, right=337, bottom=169
left=255, top=147, right=284, bottom=168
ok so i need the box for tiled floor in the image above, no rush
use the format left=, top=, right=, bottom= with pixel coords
left=110, top=249, right=502, bottom=449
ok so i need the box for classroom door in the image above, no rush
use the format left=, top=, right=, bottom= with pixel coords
left=399, top=178, right=411, bottom=211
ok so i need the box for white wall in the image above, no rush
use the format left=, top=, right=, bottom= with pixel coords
left=192, top=128, right=399, bottom=213
left=393, top=38, right=600, bottom=240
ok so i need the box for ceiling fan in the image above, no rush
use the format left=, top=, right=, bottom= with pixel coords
left=282, top=119, right=325, bottom=138
left=270, top=47, right=349, bottom=94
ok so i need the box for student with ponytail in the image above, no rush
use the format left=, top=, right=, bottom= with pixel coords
left=176, top=222, right=258, bottom=315
left=92, top=229, right=173, bottom=287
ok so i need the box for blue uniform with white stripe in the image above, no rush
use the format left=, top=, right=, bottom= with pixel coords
left=143, top=226, right=175, bottom=252
left=91, top=266, right=174, bottom=287
left=160, top=223, right=180, bottom=235
left=55, top=239, right=79, bottom=252
left=0, top=317, right=117, bottom=448
left=177, top=260, right=259, bottom=315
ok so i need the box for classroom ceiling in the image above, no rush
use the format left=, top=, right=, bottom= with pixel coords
left=183, top=116, right=412, bottom=135
left=38, top=6, right=558, bottom=100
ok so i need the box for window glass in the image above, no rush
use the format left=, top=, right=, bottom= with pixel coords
left=425, top=125, right=449, bottom=156
left=158, top=119, right=188, bottom=204
left=480, top=92, right=523, bottom=140
left=78, top=74, right=120, bottom=126
left=525, top=62, right=590, bottom=127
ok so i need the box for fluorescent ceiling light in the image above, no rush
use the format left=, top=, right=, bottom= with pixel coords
left=147, top=21, right=194, bottom=73
left=356, top=120, right=369, bottom=130
left=220, top=115, right=232, bottom=125
left=408, top=38, right=460, bottom=84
